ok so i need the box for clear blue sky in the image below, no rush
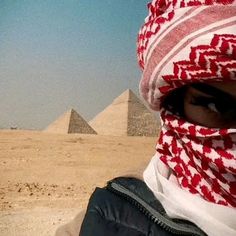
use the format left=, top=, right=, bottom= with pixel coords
left=0, top=0, right=149, bottom=129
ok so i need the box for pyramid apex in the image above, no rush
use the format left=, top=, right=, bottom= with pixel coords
left=126, top=89, right=136, bottom=97
left=68, top=108, right=75, bottom=113
left=122, top=88, right=134, bottom=95
left=113, top=89, right=139, bottom=105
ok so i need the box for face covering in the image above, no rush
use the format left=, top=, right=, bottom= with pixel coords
left=157, top=109, right=236, bottom=207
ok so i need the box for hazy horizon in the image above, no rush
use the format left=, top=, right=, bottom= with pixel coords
left=0, top=0, right=149, bottom=130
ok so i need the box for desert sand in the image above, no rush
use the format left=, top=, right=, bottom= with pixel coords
left=0, top=130, right=156, bottom=236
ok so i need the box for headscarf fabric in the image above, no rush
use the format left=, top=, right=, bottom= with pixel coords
left=137, top=0, right=236, bottom=207
left=159, top=109, right=236, bottom=207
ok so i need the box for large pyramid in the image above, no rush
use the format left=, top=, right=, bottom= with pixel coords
left=45, top=109, right=97, bottom=134
left=89, top=89, right=160, bottom=136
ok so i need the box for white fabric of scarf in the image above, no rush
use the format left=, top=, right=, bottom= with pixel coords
left=143, top=154, right=236, bottom=236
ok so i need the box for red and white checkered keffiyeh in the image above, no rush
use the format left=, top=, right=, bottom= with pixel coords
left=158, top=110, right=236, bottom=207
left=137, top=0, right=236, bottom=207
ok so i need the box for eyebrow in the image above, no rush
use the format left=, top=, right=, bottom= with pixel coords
left=191, top=83, right=236, bottom=102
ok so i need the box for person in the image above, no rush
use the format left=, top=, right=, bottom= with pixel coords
left=55, top=0, right=236, bottom=235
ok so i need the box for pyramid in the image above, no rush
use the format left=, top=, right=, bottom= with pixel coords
left=89, top=89, right=160, bottom=136
left=45, top=109, right=97, bottom=134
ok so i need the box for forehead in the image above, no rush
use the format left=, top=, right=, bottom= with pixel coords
left=207, top=81, right=236, bottom=98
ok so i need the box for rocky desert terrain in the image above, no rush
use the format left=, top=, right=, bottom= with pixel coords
left=0, top=130, right=156, bottom=236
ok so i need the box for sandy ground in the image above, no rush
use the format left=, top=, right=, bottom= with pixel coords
left=0, top=130, right=156, bottom=236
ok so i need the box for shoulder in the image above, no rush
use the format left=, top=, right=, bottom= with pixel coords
left=79, top=177, right=167, bottom=236
left=80, top=177, right=206, bottom=236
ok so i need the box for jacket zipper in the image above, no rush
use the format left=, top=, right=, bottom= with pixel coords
left=107, top=181, right=206, bottom=236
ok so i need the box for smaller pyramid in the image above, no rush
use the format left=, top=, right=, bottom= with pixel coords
left=44, top=109, right=97, bottom=134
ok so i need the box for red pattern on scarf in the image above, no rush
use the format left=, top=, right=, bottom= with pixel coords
left=158, top=110, right=236, bottom=207
left=137, top=0, right=235, bottom=69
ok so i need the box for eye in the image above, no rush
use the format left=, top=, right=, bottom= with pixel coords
left=190, top=96, right=221, bottom=114
left=207, top=103, right=219, bottom=113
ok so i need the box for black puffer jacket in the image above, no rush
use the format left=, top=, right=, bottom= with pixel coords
left=79, top=177, right=207, bottom=236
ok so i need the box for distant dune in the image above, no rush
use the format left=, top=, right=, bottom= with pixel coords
left=0, top=130, right=156, bottom=236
